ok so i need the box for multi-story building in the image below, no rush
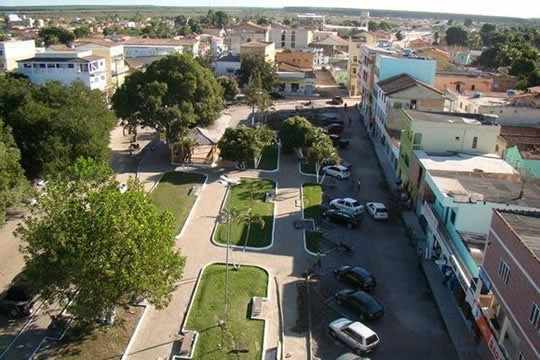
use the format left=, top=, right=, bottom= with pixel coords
left=309, top=32, right=348, bottom=57
left=435, top=70, right=518, bottom=94
left=275, top=50, right=316, bottom=70
left=374, top=53, right=437, bottom=86
left=227, top=21, right=269, bottom=55
left=240, top=41, right=275, bottom=64
left=347, top=31, right=375, bottom=96
left=213, top=53, right=241, bottom=77
left=275, top=71, right=316, bottom=96
left=296, top=13, right=325, bottom=28
left=0, top=39, right=36, bottom=71
left=269, top=23, right=313, bottom=50
left=479, top=210, right=540, bottom=360
left=17, top=50, right=107, bottom=91
left=76, top=39, right=129, bottom=96
left=120, top=37, right=200, bottom=59
left=398, top=110, right=501, bottom=184
left=370, top=76, right=445, bottom=177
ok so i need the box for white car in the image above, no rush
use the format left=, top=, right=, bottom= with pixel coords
left=330, top=198, right=364, bottom=215
left=366, top=202, right=389, bottom=220
left=323, top=165, right=351, bottom=180
left=328, top=318, right=380, bottom=355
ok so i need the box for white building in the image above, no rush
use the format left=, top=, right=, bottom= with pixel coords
left=269, top=23, right=313, bottom=50
left=120, top=38, right=200, bottom=58
left=17, top=50, right=107, bottom=91
left=275, top=71, right=316, bottom=96
left=213, top=53, right=241, bottom=77
left=227, top=22, right=270, bottom=55
left=0, top=40, right=36, bottom=72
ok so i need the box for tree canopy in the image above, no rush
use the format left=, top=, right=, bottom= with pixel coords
left=0, top=77, right=116, bottom=178
left=239, top=55, right=276, bottom=91
left=16, top=163, right=185, bottom=324
left=218, top=125, right=274, bottom=167
left=445, top=26, right=468, bottom=46
left=0, top=118, right=28, bottom=224
left=218, top=76, right=239, bottom=102
left=38, top=26, right=75, bottom=46
left=279, top=116, right=314, bottom=152
left=112, top=54, right=223, bottom=144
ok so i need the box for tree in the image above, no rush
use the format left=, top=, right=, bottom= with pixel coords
left=16, top=174, right=184, bottom=324
left=238, top=209, right=264, bottom=251
left=38, top=27, right=75, bottom=46
left=445, top=26, right=468, bottom=46
left=245, top=74, right=273, bottom=124
left=218, top=76, right=239, bottom=101
left=305, top=128, right=337, bottom=183
left=112, top=54, right=223, bottom=147
left=279, top=116, right=313, bottom=152
left=73, top=26, right=90, bottom=39
left=480, top=23, right=497, bottom=46
left=0, top=118, right=28, bottom=224
left=464, top=18, right=473, bottom=27
left=218, top=125, right=274, bottom=168
left=0, top=77, right=116, bottom=178
left=395, top=31, right=404, bottom=41
left=510, top=57, right=537, bottom=78
left=239, top=55, right=276, bottom=91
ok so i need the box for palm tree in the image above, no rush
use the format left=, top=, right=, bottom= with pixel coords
left=238, top=208, right=265, bottom=252
left=173, top=135, right=197, bottom=164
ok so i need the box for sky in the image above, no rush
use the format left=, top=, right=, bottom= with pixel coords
left=1, top=0, right=539, bottom=19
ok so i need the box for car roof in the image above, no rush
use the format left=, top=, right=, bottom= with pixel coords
left=368, top=202, right=386, bottom=209
left=342, top=197, right=358, bottom=202
left=347, top=321, right=376, bottom=338
left=352, top=291, right=383, bottom=311
left=351, top=267, right=371, bottom=277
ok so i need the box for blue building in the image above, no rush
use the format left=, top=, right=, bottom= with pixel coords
left=374, top=53, right=437, bottom=85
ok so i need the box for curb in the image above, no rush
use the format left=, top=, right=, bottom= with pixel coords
left=174, top=262, right=271, bottom=360
left=210, top=178, right=277, bottom=251
left=120, top=303, right=149, bottom=360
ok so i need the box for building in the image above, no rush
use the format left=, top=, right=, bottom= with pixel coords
left=17, top=50, right=107, bottom=91
left=0, top=40, right=36, bottom=71
left=498, top=126, right=540, bottom=177
left=213, top=53, right=241, bottom=77
left=227, top=21, right=270, bottom=55
left=296, top=13, right=325, bottom=28
left=274, top=71, right=316, bottom=97
left=120, top=37, right=199, bottom=59
left=452, top=50, right=482, bottom=66
left=398, top=110, right=501, bottom=185
left=310, top=31, right=348, bottom=57
left=374, top=53, right=437, bottom=86
left=275, top=50, right=315, bottom=70
left=370, top=75, right=445, bottom=176
left=479, top=210, right=540, bottom=360
left=240, top=41, right=275, bottom=64
left=435, top=71, right=518, bottom=94
left=77, top=39, right=129, bottom=95
left=347, top=31, right=376, bottom=96
left=269, top=23, right=313, bottom=50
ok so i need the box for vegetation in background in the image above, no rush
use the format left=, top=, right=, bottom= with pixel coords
left=218, top=125, right=275, bottom=169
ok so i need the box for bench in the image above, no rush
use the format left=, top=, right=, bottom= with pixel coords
left=178, top=331, right=195, bottom=358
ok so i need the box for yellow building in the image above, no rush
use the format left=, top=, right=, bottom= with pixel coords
left=240, top=41, right=276, bottom=64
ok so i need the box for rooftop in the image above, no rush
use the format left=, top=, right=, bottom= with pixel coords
left=18, top=55, right=103, bottom=63
left=404, top=110, right=498, bottom=126
left=498, top=210, right=540, bottom=260
left=231, top=21, right=268, bottom=33
left=215, top=53, right=240, bottom=63
left=430, top=172, right=540, bottom=208
left=240, top=40, right=273, bottom=48
left=119, top=37, right=198, bottom=46
left=377, top=73, right=442, bottom=96
left=310, top=33, right=348, bottom=47
left=415, top=151, right=517, bottom=174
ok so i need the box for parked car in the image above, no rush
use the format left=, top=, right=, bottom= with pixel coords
left=0, top=276, right=38, bottom=319
left=329, top=318, right=380, bottom=355
left=325, top=123, right=345, bottom=135
left=335, top=289, right=384, bottom=321
left=323, top=165, right=351, bottom=180
left=330, top=198, right=364, bottom=215
left=334, top=266, right=377, bottom=291
left=329, top=96, right=344, bottom=105
left=320, top=112, right=344, bottom=125
left=322, top=208, right=361, bottom=229
left=366, top=202, right=389, bottom=220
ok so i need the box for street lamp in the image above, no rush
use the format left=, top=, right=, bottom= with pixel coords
left=217, top=207, right=234, bottom=326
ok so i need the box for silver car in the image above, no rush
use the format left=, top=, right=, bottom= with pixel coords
left=328, top=318, right=380, bottom=355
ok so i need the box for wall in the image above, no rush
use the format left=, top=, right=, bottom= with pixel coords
left=229, top=31, right=268, bottom=55
left=0, top=40, right=36, bottom=71
left=124, top=45, right=182, bottom=58
left=435, top=73, right=493, bottom=93
left=483, top=212, right=540, bottom=360
left=479, top=106, right=540, bottom=127
left=504, top=146, right=540, bottom=178
left=270, top=28, right=312, bottom=50
left=240, top=43, right=275, bottom=64
left=275, top=51, right=314, bottom=69
left=213, top=60, right=241, bottom=76
left=376, top=54, right=437, bottom=85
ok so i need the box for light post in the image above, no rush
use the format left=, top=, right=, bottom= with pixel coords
left=217, top=206, right=234, bottom=326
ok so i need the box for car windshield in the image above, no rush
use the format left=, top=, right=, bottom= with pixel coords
left=353, top=267, right=370, bottom=278
left=366, top=334, right=379, bottom=345
left=377, top=208, right=387, bottom=214
left=350, top=200, right=360, bottom=207
left=355, top=292, right=381, bottom=312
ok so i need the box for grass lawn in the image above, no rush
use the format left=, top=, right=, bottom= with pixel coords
left=254, top=144, right=278, bottom=171
left=186, top=264, right=268, bottom=360
left=305, top=231, right=322, bottom=254
left=300, top=161, right=316, bottom=175
left=302, top=183, right=323, bottom=221
left=35, top=306, right=144, bottom=360
left=149, top=171, right=205, bottom=235
left=215, top=179, right=274, bottom=248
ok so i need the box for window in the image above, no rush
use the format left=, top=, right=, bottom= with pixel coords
left=291, top=83, right=299, bottom=93
left=530, top=304, right=540, bottom=329
left=413, top=133, right=422, bottom=145
left=449, top=210, right=456, bottom=224
left=68, top=64, right=74, bottom=68
left=471, top=84, right=476, bottom=91
left=291, top=42, right=295, bottom=49
left=47, top=63, right=55, bottom=68
left=281, top=41, right=285, bottom=47
left=497, top=260, right=510, bottom=284
left=39, top=63, right=46, bottom=68
left=472, top=136, right=478, bottom=149
left=23, top=63, right=31, bottom=68
left=410, top=99, right=417, bottom=109
left=353, top=56, right=358, bottom=63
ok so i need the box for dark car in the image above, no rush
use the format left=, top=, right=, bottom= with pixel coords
left=326, top=123, right=345, bottom=135
left=0, top=281, right=38, bottom=319
left=329, top=96, right=344, bottom=105
left=330, top=135, right=350, bottom=149
left=335, top=289, right=384, bottom=321
left=334, top=266, right=377, bottom=291
left=322, top=208, right=361, bottom=229
left=320, top=113, right=344, bottom=125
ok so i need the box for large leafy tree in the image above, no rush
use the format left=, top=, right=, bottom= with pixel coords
left=279, top=116, right=314, bottom=152
left=0, top=118, right=28, bottom=224
left=0, top=77, right=116, bottom=178
left=445, top=26, right=468, bottom=46
left=306, top=128, right=337, bottom=183
left=218, top=76, right=239, bottom=101
left=38, top=27, right=75, bottom=46
left=218, top=125, right=274, bottom=168
left=16, top=166, right=184, bottom=324
left=112, top=54, right=223, bottom=145
left=239, top=55, right=276, bottom=91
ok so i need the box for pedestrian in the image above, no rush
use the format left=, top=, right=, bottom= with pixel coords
left=344, top=102, right=348, bottom=111
left=348, top=115, right=352, bottom=127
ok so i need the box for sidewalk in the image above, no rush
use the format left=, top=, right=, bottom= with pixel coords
left=421, top=260, right=479, bottom=360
